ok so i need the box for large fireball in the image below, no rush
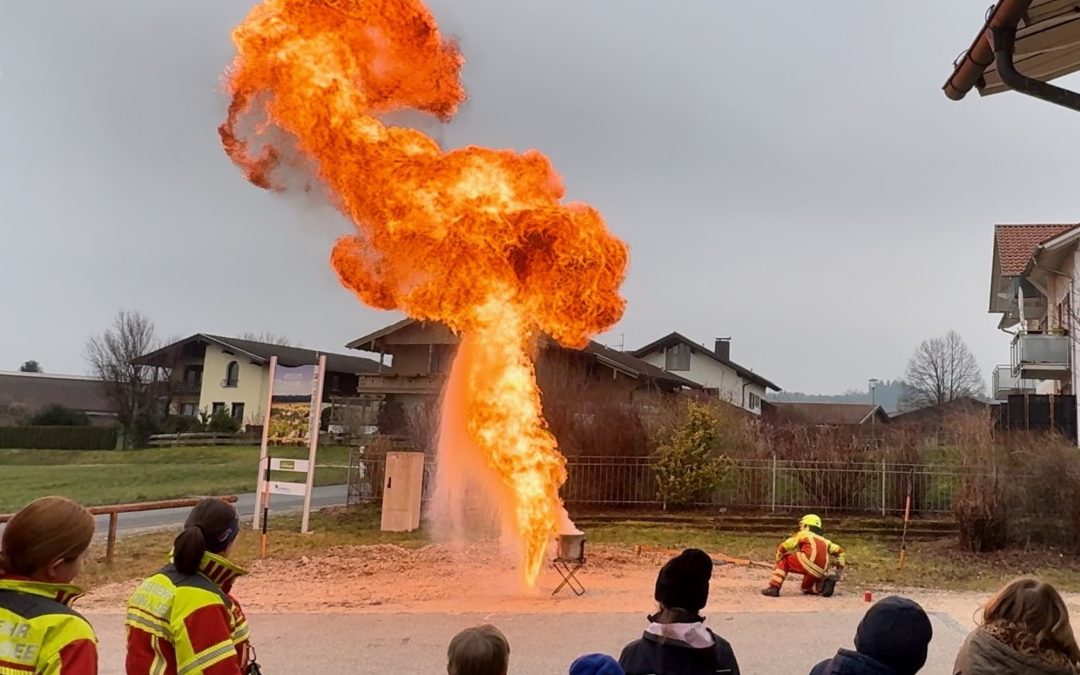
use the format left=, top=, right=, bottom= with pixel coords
left=219, top=0, right=628, bottom=586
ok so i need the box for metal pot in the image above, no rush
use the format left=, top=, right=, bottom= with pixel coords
left=557, top=533, right=586, bottom=561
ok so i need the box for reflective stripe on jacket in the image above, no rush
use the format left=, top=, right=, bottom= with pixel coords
left=0, top=576, right=98, bottom=675
left=777, top=530, right=846, bottom=576
left=125, top=553, right=249, bottom=675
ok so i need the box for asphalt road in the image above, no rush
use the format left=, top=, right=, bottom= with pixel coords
left=91, top=609, right=969, bottom=674
left=91, top=484, right=348, bottom=535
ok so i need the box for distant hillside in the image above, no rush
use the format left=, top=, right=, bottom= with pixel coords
left=768, top=379, right=905, bottom=414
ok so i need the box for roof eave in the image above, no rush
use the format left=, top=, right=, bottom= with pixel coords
left=943, top=0, right=1034, bottom=100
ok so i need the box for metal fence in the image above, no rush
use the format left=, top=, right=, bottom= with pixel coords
left=347, top=452, right=977, bottom=515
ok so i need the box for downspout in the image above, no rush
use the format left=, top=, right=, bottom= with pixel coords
left=943, top=0, right=1033, bottom=100
left=989, top=26, right=1080, bottom=112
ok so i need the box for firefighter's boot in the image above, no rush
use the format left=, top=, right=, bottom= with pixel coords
left=760, top=586, right=780, bottom=597
left=821, top=575, right=838, bottom=598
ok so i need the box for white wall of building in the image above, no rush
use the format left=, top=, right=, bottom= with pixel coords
left=198, top=345, right=270, bottom=425
left=639, top=349, right=767, bottom=414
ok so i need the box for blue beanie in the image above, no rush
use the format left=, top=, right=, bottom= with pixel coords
left=569, top=654, right=624, bottom=675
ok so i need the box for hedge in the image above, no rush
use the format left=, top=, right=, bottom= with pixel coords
left=0, top=426, right=118, bottom=450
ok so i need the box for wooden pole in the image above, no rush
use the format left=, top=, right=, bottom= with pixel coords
left=260, top=452, right=271, bottom=559
left=899, top=471, right=913, bottom=569
left=301, top=354, right=327, bottom=534
left=106, top=513, right=118, bottom=566
left=253, top=356, right=278, bottom=531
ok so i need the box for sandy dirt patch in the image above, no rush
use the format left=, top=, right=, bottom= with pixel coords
left=80, top=541, right=1078, bottom=627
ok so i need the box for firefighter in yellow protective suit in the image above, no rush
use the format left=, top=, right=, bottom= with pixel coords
left=761, top=514, right=845, bottom=597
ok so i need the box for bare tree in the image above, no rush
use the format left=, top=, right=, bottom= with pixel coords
left=900, top=330, right=985, bottom=411
left=18, top=360, right=42, bottom=373
left=238, top=331, right=294, bottom=346
left=85, top=310, right=170, bottom=446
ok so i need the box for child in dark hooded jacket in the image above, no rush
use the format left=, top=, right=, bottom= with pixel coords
left=810, top=596, right=933, bottom=675
left=619, top=548, right=740, bottom=675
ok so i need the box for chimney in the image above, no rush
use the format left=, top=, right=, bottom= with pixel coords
left=715, top=338, right=730, bottom=361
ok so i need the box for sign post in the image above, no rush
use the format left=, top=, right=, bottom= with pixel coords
left=251, top=354, right=325, bottom=542
left=301, top=354, right=327, bottom=534
left=253, top=356, right=278, bottom=531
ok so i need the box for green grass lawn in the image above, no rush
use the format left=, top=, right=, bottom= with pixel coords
left=0, top=445, right=352, bottom=513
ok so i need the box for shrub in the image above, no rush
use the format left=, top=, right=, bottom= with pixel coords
left=27, top=405, right=91, bottom=427
left=0, top=426, right=118, bottom=450
left=160, top=415, right=205, bottom=434
left=653, top=401, right=732, bottom=507
left=207, top=409, right=241, bottom=434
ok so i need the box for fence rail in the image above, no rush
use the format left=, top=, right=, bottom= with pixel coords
left=0, top=496, right=238, bottom=564
left=148, top=433, right=255, bottom=447
left=346, top=453, right=983, bottom=515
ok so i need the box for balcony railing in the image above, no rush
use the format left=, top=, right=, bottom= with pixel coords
left=173, top=380, right=202, bottom=395
left=992, top=365, right=1036, bottom=401
left=357, top=373, right=444, bottom=395
left=1012, top=333, right=1071, bottom=381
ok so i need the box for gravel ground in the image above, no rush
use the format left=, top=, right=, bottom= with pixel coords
left=80, top=541, right=1079, bottom=674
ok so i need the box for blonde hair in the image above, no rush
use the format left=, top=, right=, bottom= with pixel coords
left=447, top=624, right=509, bottom=675
left=983, top=577, right=1080, bottom=662
left=0, top=496, right=95, bottom=577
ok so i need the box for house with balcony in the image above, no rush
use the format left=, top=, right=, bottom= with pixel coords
left=989, top=223, right=1080, bottom=439
left=133, top=334, right=380, bottom=426
left=629, top=332, right=780, bottom=415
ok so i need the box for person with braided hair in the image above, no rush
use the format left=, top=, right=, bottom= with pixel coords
left=125, top=498, right=256, bottom=675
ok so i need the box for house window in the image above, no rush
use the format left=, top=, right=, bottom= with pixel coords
left=664, top=343, right=691, bottom=371
left=183, top=365, right=203, bottom=386
left=224, top=361, right=239, bottom=387
left=212, top=402, right=226, bottom=415
left=748, top=392, right=761, bottom=410
left=231, top=402, right=245, bottom=421
left=180, top=403, right=198, bottom=417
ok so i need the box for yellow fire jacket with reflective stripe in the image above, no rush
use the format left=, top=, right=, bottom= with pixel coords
left=125, top=553, right=249, bottom=675
left=0, top=576, right=98, bottom=675
left=777, top=530, right=846, bottom=577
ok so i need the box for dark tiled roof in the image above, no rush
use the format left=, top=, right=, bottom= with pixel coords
left=995, top=224, right=1077, bottom=277
left=768, top=402, right=886, bottom=425
left=0, top=372, right=116, bottom=415
left=347, top=319, right=701, bottom=390
left=135, top=335, right=380, bottom=375
left=630, top=332, right=780, bottom=391
left=889, top=397, right=988, bottom=424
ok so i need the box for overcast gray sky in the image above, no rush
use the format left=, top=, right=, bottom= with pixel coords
left=2, top=1, right=1079, bottom=393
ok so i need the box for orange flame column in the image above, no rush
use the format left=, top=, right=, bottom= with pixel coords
left=219, top=0, right=628, bottom=587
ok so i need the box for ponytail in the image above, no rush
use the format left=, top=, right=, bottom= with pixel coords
left=173, top=498, right=239, bottom=575
left=173, top=525, right=208, bottom=575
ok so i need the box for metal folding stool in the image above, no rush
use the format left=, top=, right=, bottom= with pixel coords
left=552, top=541, right=586, bottom=596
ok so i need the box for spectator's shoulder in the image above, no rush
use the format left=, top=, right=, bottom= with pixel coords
left=808, top=657, right=831, bottom=675
left=618, top=637, right=649, bottom=674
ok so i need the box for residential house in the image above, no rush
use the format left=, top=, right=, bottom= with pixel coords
left=0, top=371, right=117, bottom=425
left=629, top=332, right=780, bottom=415
left=133, top=334, right=380, bottom=426
left=345, top=318, right=702, bottom=421
left=763, top=401, right=889, bottom=427
left=989, top=223, right=1080, bottom=440
left=944, top=0, right=1080, bottom=114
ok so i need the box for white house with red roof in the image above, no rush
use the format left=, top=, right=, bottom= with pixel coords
left=989, top=223, right=1080, bottom=407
